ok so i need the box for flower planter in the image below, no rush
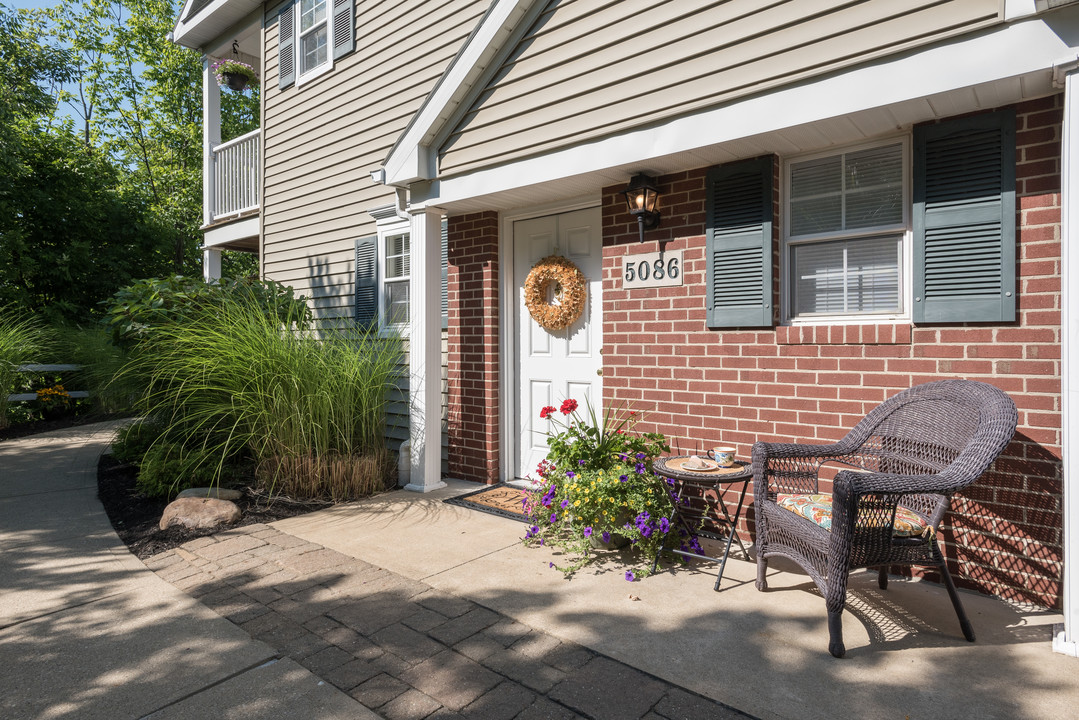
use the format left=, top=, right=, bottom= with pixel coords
left=222, top=72, right=249, bottom=92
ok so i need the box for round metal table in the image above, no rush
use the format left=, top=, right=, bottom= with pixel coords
left=651, top=456, right=752, bottom=591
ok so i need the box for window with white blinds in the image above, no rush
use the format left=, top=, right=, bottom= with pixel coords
left=785, top=140, right=908, bottom=321
left=382, top=232, right=410, bottom=327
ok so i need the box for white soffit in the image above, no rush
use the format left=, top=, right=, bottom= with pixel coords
left=172, top=0, right=263, bottom=51
left=423, top=14, right=1075, bottom=214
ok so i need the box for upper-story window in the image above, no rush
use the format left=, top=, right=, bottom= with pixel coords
left=299, top=0, right=330, bottom=77
left=783, top=139, right=910, bottom=323
left=278, top=0, right=355, bottom=89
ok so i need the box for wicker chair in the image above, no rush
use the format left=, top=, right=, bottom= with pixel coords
left=751, top=380, right=1017, bottom=657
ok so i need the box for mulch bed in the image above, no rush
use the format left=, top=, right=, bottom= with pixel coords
left=96, top=454, right=332, bottom=559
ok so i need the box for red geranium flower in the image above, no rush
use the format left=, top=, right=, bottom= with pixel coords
left=539, top=405, right=557, bottom=419
left=560, top=398, right=578, bottom=415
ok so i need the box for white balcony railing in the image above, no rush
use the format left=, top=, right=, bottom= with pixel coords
left=211, top=128, right=260, bottom=220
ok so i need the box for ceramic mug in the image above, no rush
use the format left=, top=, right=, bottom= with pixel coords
left=708, top=446, right=737, bottom=467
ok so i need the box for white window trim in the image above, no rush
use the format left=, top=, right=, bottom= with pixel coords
left=376, top=216, right=410, bottom=337
left=780, top=135, right=913, bottom=326
left=294, top=0, right=334, bottom=87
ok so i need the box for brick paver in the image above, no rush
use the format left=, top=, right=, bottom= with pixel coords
left=146, top=523, right=754, bottom=720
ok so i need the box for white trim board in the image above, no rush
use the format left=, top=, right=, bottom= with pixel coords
left=203, top=216, right=259, bottom=248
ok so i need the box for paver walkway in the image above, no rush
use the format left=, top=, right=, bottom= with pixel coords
left=149, top=523, right=751, bottom=720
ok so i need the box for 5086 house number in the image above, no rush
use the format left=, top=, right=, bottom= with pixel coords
left=621, top=249, right=683, bottom=289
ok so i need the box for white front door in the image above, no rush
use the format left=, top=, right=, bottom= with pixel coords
left=513, top=207, right=603, bottom=480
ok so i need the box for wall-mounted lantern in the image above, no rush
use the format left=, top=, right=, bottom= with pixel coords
left=620, top=173, right=661, bottom=243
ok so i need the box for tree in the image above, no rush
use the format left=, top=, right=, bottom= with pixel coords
left=0, top=4, right=175, bottom=324
left=48, top=0, right=260, bottom=275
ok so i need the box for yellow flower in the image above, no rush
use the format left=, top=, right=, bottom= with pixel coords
left=573, top=500, right=580, bottom=506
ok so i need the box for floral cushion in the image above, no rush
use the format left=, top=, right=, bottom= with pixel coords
left=776, top=493, right=931, bottom=538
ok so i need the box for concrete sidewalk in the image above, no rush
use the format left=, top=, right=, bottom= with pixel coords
left=4, top=423, right=1077, bottom=719
left=0, top=422, right=375, bottom=720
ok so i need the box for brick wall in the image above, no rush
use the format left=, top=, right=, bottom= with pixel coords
left=446, top=212, right=501, bottom=484
left=601, top=97, right=1063, bottom=608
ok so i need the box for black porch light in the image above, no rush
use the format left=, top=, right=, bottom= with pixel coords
left=620, top=173, right=661, bottom=242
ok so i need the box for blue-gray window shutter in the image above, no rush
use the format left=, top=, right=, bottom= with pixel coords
left=278, top=2, right=295, bottom=89
left=355, top=236, right=377, bottom=330
left=441, top=219, right=449, bottom=329
left=913, top=109, right=1016, bottom=323
left=706, top=156, right=774, bottom=327
left=332, top=0, right=355, bottom=59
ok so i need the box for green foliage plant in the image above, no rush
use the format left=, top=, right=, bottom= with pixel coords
left=124, top=294, right=399, bottom=500
left=0, top=307, right=55, bottom=428
left=523, top=399, right=695, bottom=580
left=103, top=275, right=313, bottom=350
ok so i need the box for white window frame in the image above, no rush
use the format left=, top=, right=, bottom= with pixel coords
left=781, top=135, right=913, bottom=326
left=376, top=217, right=411, bottom=337
left=294, top=0, right=334, bottom=86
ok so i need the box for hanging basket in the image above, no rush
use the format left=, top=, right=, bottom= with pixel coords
left=523, top=255, right=587, bottom=331
left=222, top=72, right=249, bottom=92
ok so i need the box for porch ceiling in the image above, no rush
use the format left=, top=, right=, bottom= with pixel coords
left=429, top=68, right=1057, bottom=217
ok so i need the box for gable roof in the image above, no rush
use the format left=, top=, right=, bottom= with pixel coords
left=380, top=0, right=545, bottom=186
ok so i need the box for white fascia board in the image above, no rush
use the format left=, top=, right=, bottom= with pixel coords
left=203, top=216, right=259, bottom=247
left=172, top=0, right=260, bottom=51
left=428, top=15, right=1078, bottom=208
left=382, top=0, right=541, bottom=186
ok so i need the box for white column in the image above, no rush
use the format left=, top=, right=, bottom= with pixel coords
left=406, top=206, right=446, bottom=493
left=202, top=56, right=221, bottom=228
left=1056, top=59, right=1079, bottom=657
left=203, top=247, right=222, bottom=283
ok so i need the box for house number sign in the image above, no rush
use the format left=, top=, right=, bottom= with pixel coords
left=622, top=249, right=683, bottom=289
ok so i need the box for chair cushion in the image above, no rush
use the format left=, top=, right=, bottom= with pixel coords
left=776, top=494, right=931, bottom=537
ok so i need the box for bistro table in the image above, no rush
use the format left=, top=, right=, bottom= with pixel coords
left=651, top=456, right=752, bottom=591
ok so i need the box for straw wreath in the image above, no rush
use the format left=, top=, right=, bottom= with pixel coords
left=523, top=255, right=586, bottom=331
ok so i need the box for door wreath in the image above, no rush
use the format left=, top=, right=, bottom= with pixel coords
left=524, top=255, right=587, bottom=331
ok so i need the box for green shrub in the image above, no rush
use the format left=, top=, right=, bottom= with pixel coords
left=136, top=440, right=223, bottom=498
left=102, top=275, right=312, bottom=350
left=111, top=419, right=164, bottom=465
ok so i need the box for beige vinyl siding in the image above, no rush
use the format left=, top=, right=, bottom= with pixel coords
left=262, top=0, right=486, bottom=469
left=438, top=0, right=1002, bottom=175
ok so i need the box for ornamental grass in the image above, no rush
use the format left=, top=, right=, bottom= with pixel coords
left=124, top=296, right=400, bottom=499
left=0, top=307, right=54, bottom=428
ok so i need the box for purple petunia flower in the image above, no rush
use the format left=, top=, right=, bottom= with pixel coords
left=641, top=526, right=653, bottom=538
left=602, top=531, right=611, bottom=543
left=560, top=498, right=569, bottom=508
left=636, top=453, right=646, bottom=460
left=659, top=517, right=670, bottom=533
left=635, top=462, right=646, bottom=474
left=625, top=571, right=636, bottom=582
left=619, top=474, right=628, bottom=483
left=566, top=471, right=576, bottom=479
left=583, top=527, right=592, bottom=538
left=549, top=562, right=554, bottom=568
left=550, top=513, right=558, bottom=523
left=578, top=459, right=586, bottom=466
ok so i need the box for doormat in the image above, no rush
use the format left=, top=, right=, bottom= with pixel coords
left=443, top=483, right=530, bottom=523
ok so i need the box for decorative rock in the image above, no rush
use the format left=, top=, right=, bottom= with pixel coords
left=176, top=486, right=244, bottom=501
left=160, top=497, right=242, bottom=531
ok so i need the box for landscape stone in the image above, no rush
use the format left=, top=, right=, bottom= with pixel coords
left=177, top=486, right=244, bottom=500
left=159, top=497, right=242, bottom=531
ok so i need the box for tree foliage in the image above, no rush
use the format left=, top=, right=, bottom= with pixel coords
left=0, top=1, right=261, bottom=323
